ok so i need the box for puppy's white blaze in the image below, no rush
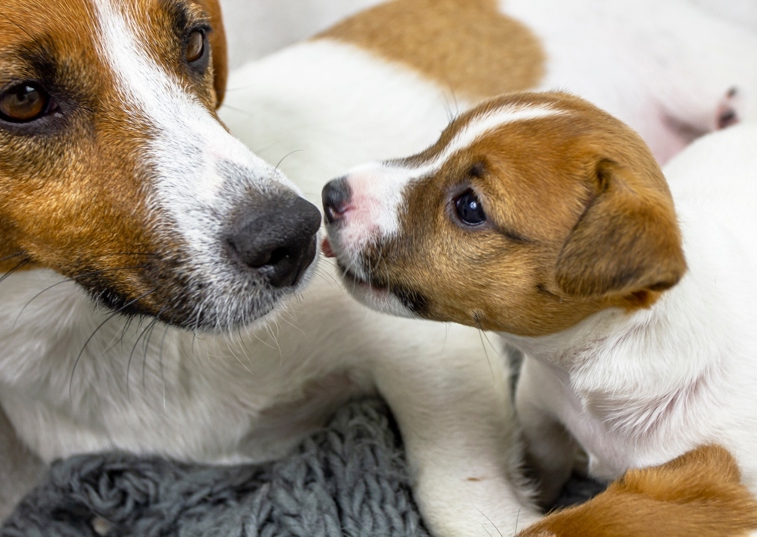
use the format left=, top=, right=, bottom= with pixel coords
left=91, top=0, right=298, bottom=262
left=407, top=104, right=565, bottom=177
left=340, top=161, right=412, bottom=245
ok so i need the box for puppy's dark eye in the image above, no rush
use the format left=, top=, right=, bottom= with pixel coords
left=185, top=29, right=206, bottom=64
left=455, top=190, right=486, bottom=226
left=0, top=83, right=55, bottom=123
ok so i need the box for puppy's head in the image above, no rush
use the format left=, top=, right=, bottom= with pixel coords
left=517, top=445, right=757, bottom=537
left=0, top=0, right=321, bottom=331
left=322, top=92, right=686, bottom=336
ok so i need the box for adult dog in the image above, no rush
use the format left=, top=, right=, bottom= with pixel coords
left=0, top=1, right=535, bottom=534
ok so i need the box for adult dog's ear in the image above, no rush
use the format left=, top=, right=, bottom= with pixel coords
left=555, top=159, right=686, bottom=300
left=201, top=0, right=228, bottom=108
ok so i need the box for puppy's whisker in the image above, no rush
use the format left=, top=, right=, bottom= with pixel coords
left=441, top=86, right=462, bottom=123
left=474, top=315, right=497, bottom=381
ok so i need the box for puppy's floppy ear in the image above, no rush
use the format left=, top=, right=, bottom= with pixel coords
left=555, top=159, right=686, bottom=299
left=201, top=0, right=228, bottom=108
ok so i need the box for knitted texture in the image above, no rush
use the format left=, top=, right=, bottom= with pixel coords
left=2, top=397, right=603, bottom=537
left=2, top=398, right=429, bottom=537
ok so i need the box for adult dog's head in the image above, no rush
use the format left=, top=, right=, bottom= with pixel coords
left=0, top=0, right=321, bottom=331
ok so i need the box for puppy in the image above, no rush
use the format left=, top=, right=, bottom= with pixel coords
left=517, top=445, right=757, bottom=537
left=0, top=1, right=537, bottom=533
left=322, top=91, right=757, bottom=529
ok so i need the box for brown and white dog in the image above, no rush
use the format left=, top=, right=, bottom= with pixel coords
left=0, top=1, right=538, bottom=533
left=321, top=90, right=757, bottom=533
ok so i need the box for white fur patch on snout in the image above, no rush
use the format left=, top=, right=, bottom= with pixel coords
left=336, top=161, right=410, bottom=256
left=92, top=0, right=311, bottom=328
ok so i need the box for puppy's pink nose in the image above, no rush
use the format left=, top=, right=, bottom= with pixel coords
left=322, top=177, right=352, bottom=224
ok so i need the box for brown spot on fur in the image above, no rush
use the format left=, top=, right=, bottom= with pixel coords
left=517, top=445, right=757, bottom=537
left=318, top=0, right=545, bottom=102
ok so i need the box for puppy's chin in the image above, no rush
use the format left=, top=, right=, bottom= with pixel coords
left=337, top=266, right=419, bottom=320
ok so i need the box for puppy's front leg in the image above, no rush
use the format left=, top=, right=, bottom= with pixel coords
left=515, top=358, right=577, bottom=508
left=371, top=322, right=539, bottom=537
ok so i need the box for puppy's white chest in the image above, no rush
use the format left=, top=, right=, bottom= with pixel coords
left=540, top=369, right=636, bottom=480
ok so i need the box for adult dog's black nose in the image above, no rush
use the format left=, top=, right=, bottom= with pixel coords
left=226, top=197, right=322, bottom=288
left=322, top=177, right=352, bottom=224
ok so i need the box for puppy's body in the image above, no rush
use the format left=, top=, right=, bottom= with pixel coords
left=519, top=121, right=757, bottom=487
left=322, top=92, right=757, bottom=532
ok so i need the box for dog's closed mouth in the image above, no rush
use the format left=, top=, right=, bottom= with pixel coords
left=322, top=244, right=390, bottom=297
left=336, top=260, right=387, bottom=293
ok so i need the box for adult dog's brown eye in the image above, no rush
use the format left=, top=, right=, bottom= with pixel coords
left=0, top=83, right=51, bottom=123
left=185, top=29, right=205, bottom=63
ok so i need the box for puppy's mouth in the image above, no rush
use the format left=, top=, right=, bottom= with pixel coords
left=322, top=236, right=389, bottom=291
left=321, top=237, right=426, bottom=318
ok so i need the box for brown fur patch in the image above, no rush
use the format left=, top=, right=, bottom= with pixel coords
left=346, top=92, right=685, bottom=336
left=517, top=445, right=757, bottom=537
left=0, top=0, right=227, bottom=317
left=318, top=0, right=545, bottom=102
left=196, top=0, right=227, bottom=107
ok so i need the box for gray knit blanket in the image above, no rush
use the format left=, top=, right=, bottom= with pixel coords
left=2, top=399, right=426, bottom=537
left=2, top=398, right=601, bottom=537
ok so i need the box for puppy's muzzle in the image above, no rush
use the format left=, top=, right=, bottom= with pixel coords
left=225, top=197, right=321, bottom=288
